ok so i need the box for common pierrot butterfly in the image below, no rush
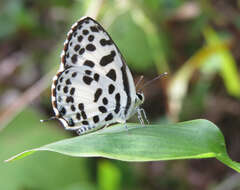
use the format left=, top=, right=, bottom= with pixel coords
left=48, top=16, right=148, bottom=135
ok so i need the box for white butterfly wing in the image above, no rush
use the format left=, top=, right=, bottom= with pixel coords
left=51, top=17, right=136, bottom=134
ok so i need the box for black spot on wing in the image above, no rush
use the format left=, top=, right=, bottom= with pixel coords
left=102, top=97, right=108, bottom=105
left=83, top=60, right=95, bottom=68
left=76, top=113, right=81, bottom=120
left=99, top=51, right=116, bottom=66
left=74, top=45, right=80, bottom=51
left=88, top=35, right=94, bottom=42
left=66, top=96, right=74, bottom=103
left=100, top=39, right=113, bottom=46
left=93, top=115, right=99, bottom=123
left=108, top=84, right=115, bottom=94
left=82, top=29, right=89, bottom=35
left=114, top=93, right=121, bottom=114
left=63, top=86, right=68, bottom=93
left=57, top=85, right=61, bottom=91
left=70, top=88, right=75, bottom=95
left=86, top=44, right=96, bottom=51
left=79, top=48, right=85, bottom=55
left=90, top=26, right=99, bottom=32
left=72, top=72, right=77, bottom=77
left=78, top=103, right=84, bottom=111
left=77, top=35, right=83, bottom=42
left=66, top=79, right=72, bottom=85
left=105, top=113, right=113, bottom=121
left=83, top=76, right=93, bottom=85
left=71, top=105, right=76, bottom=111
left=73, top=32, right=77, bottom=37
left=94, top=73, right=99, bottom=81
left=99, top=106, right=107, bottom=113
left=81, top=111, right=87, bottom=119
left=94, top=88, right=102, bottom=102
left=106, top=69, right=116, bottom=81
left=71, top=54, right=78, bottom=64
left=85, top=70, right=92, bottom=75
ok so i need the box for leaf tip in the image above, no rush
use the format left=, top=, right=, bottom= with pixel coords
left=4, top=149, right=36, bottom=163
left=4, top=155, right=17, bottom=163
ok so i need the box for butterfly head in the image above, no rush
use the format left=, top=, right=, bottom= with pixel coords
left=135, top=92, right=144, bottom=107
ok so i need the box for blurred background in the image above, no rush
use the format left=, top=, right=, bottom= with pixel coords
left=1, top=0, right=240, bottom=189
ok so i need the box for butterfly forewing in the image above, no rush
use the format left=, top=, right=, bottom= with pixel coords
left=51, top=16, right=137, bottom=135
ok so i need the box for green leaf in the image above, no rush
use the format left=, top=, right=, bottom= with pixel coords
left=5, top=119, right=240, bottom=173
left=0, top=108, right=92, bottom=190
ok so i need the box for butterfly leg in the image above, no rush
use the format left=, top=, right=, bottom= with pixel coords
left=140, top=108, right=149, bottom=124
left=137, top=107, right=145, bottom=125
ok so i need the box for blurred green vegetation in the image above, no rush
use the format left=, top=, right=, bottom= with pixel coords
left=1, top=0, right=240, bottom=189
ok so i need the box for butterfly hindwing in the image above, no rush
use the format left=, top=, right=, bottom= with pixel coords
left=53, top=65, right=127, bottom=133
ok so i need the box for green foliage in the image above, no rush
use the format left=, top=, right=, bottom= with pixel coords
left=0, top=1, right=37, bottom=39
left=108, top=12, right=153, bottom=71
left=6, top=119, right=240, bottom=172
left=0, top=109, right=92, bottom=190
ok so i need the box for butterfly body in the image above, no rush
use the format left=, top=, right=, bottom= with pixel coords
left=51, top=17, right=144, bottom=135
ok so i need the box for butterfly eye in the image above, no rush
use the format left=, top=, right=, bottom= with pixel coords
left=136, top=93, right=143, bottom=101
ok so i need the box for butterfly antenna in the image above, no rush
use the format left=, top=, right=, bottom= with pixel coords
left=40, top=116, right=57, bottom=123
left=136, top=75, right=144, bottom=90
left=139, top=72, right=168, bottom=91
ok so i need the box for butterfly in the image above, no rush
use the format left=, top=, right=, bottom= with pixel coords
left=50, top=16, right=147, bottom=135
